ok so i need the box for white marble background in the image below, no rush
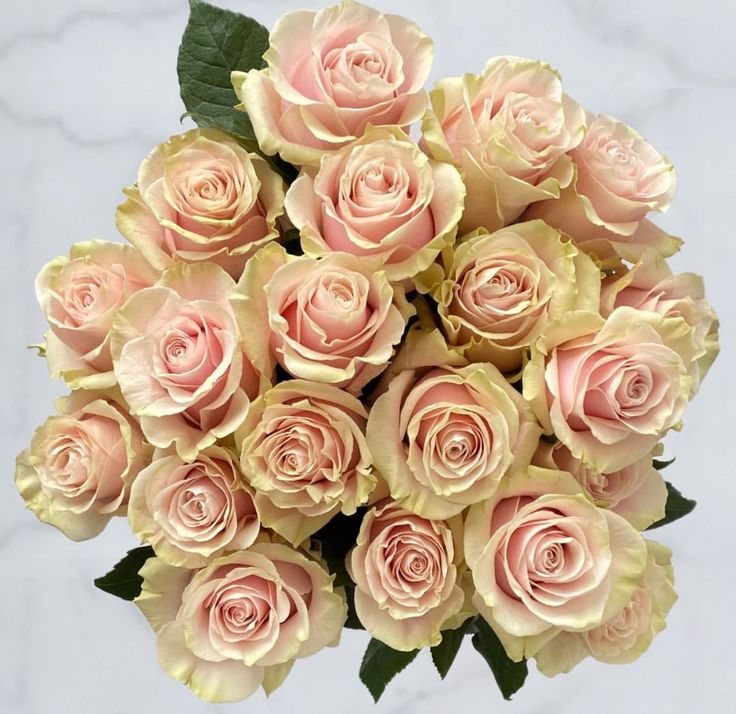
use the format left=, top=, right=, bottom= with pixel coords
left=1, top=1, right=733, bottom=712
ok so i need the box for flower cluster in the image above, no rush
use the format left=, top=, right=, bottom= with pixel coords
left=17, top=0, right=718, bottom=704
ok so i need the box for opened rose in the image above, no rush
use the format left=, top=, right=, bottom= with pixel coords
left=285, top=127, right=465, bottom=282
left=16, top=390, right=149, bottom=541
left=116, top=128, right=285, bottom=279
left=128, top=446, right=260, bottom=567
left=36, top=241, right=157, bottom=389
left=232, top=1, right=433, bottom=166
left=524, top=308, right=696, bottom=472
left=237, top=380, right=375, bottom=544
left=111, top=262, right=264, bottom=461
left=367, top=363, right=541, bottom=519
left=238, top=243, right=411, bottom=394
left=464, top=467, right=647, bottom=660
left=422, top=55, right=585, bottom=233
left=136, top=542, right=347, bottom=703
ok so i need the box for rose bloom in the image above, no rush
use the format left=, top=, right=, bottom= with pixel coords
left=135, top=541, right=347, bottom=703
left=533, top=440, right=666, bottom=530
left=128, top=446, right=260, bottom=567
left=525, top=114, right=679, bottom=263
left=534, top=540, right=676, bottom=675
left=232, top=1, right=433, bottom=166
left=111, top=262, right=264, bottom=461
left=116, top=128, right=285, bottom=279
left=237, top=380, right=375, bottom=544
left=15, top=390, right=149, bottom=541
left=367, top=363, right=541, bottom=519
left=238, top=243, right=412, bottom=394
left=422, top=56, right=586, bottom=233
left=523, top=307, right=696, bottom=473
left=36, top=241, right=157, bottom=389
left=464, top=467, right=647, bottom=661
left=285, top=127, right=465, bottom=282
left=347, top=501, right=466, bottom=651
left=602, top=250, right=719, bottom=394
left=421, top=219, right=601, bottom=374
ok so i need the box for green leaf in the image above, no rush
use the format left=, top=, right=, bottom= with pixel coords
left=431, top=618, right=472, bottom=679
left=471, top=617, right=528, bottom=700
left=653, top=456, right=676, bottom=470
left=94, top=546, right=155, bottom=601
left=27, top=343, right=47, bottom=357
left=647, top=482, right=696, bottom=529
left=359, top=638, right=419, bottom=702
left=177, top=0, right=268, bottom=145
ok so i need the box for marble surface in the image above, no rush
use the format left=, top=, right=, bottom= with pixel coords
left=1, top=1, right=734, bottom=712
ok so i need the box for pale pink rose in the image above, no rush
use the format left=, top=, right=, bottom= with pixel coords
left=347, top=501, right=466, bottom=650
left=116, top=129, right=285, bottom=279
left=232, top=1, right=433, bottom=166
left=15, top=390, right=149, bottom=541
left=523, top=308, right=696, bottom=473
left=111, top=263, right=264, bottom=461
left=424, top=220, right=601, bottom=373
left=464, top=467, right=647, bottom=660
left=602, top=250, right=719, bottom=394
left=135, top=542, right=347, bottom=702
left=533, top=441, right=666, bottom=530
left=285, top=127, right=465, bottom=282
left=534, top=540, right=677, bottom=674
left=35, top=241, right=158, bottom=389
left=367, top=363, right=541, bottom=519
left=422, top=56, right=586, bottom=233
left=236, top=380, right=375, bottom=544
left=237, top=243, right=412, bottom=394
left=525, top=115, right=679, bottom=263
left=128, top=446, right=260, bottom=567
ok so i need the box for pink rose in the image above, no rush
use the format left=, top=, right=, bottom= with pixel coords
left=422, top=56, right=586, bottom=233
left=35, top=241, right=157, bottom=389
left=111, top=263, right=264, bottom=461
left=347, top=501, right=466, bottom=651
left=116, top=129, right=285, bottom=280
left=367, top=364, right=541, bottom=519
left=15, top=390, right=149, bottom=541
left=523, top=308, right=696, bottom=472
left=601, top=250, right=719, bottom=394
left=285, top=127, right=465, bottom=282
left=533, top=440, right=666, bottom=530
left=232, top=1, right=433, bottom=166
left=128, top=446, right=260, bottom=567
left=238, top=243, right=412, bottom=394
left=525, top=114, right=679, bottom=263
left=464, top=467, right=647, bottom=660
left=237, top=380, right=375, bottom=544
left=135, top=542, right=347, bottom=702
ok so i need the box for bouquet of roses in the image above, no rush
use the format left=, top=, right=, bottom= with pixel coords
left=16, top=0, right=720, bottom=704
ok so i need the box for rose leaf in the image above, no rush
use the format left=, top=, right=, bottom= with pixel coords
left=646, top=482, right=696, bottom=529
left=359, top=638, right=420, bottom=702
left=471, top=617, right=528, bottom=700
left=431, top=618, right=473, bottom=679
left=93, top=546, right=155, bottom=601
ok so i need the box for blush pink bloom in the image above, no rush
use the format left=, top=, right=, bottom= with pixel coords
left=601, top=250, right=719, bottom=394
left=533, top=440, right=666, bottom=530
left=232, top=1, right=433, bottom=166
left=422, top=56, right=586, bottom=233
left=128, top=446, right=260, bottom=567
left=237, top=380, right=375, bottom=544
left=367, top=363, right=541, bottom=519
left=347, top=501, right=466, bottom=651
left=135, top=542, right=347, bottom=702
left=116, top=129, right=285, bottom=279
left=111, top=263, right=265, bottom=461
left=237, top=243, right=412, bottom=394
left=35, top=241, right=158, bottom=389
left=523, top=308, right=696, bottom=473
left=525, top=114, right=679, bottom=263
left=285, top=127, right=465, bottom=282
left=15, top=390, right=149, bottom=541
left=464, top=467, right=647, bottom=661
